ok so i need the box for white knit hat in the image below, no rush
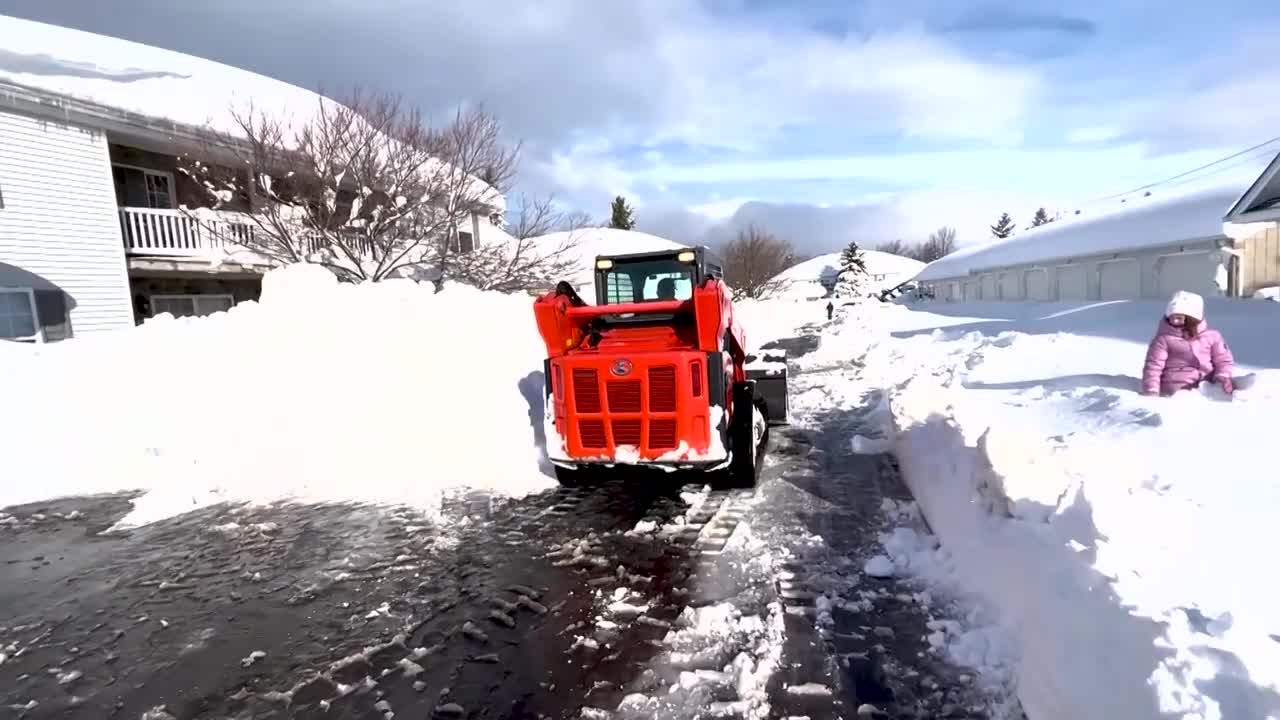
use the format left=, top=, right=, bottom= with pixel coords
left=1165, top=290, right=1204, bottom=321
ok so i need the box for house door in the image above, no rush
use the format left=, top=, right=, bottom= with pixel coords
left=1056, top=265, right=1088, bottom=300
left=1157, top=252, right=1219, bottom=297
left=1099, top=259, right=1140, bottom=300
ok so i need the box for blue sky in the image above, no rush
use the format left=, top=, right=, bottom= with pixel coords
left=5, top=0, right=1280, bottom=255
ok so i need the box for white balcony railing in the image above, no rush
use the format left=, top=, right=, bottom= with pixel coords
left=119, top=206, right=464, bottom=265
left=119, top=206, right=257, bottom=258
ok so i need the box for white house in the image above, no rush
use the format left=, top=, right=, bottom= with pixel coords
left=913, top=181, right=1280, bottom=303
left=0, top=15, right=508, bottom=342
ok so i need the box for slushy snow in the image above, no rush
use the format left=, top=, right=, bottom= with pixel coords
left=0, top=264, right=556, bottom=525
left=791, top=294, right=1280, bottom=720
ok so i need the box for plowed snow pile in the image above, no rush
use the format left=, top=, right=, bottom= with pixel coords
left=810, top=297, right=1280, bottom=720
left=0, top=265, right=555, bottom=526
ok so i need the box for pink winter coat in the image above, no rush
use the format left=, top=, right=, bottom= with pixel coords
left=1142, top=319, right=1235, bottom=395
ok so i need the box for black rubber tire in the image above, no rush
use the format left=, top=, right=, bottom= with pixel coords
left=554, top=465, right=592, bottom=487
left=714, top=383, right=765, bottom=490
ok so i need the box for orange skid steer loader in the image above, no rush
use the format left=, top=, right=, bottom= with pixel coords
left=532, top=246, right=789, bottom=488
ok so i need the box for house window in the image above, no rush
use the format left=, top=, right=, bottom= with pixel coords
left=0, top=288, right=39, bottom=342
left=113, top=164, right=176, bottom=209
left=150, top=294, right=235, bottom=319
left=449, top=228, right=475, bottom=254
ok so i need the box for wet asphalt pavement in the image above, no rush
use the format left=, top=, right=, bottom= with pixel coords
left=0, top=322, right=1016, bottom=720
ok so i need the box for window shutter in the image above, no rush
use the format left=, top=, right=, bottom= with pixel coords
left=32, top=290, right=73, bottom=341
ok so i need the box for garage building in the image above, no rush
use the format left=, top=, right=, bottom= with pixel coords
left=914, top=184, right=1280, bottom=302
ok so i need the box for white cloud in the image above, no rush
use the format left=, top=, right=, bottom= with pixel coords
left=1067, top=126, right=1122, bottom=144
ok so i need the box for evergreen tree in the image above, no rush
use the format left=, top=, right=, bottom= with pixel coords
left=1030, top=207, right=1051, bottom=227
left=834, top=240, right=870, bottom=298
left=608, top=195, right=636, bottom=230
left=990, top=212, right=1015, bottom=239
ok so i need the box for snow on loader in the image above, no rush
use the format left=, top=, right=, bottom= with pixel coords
left=532, top=246, right=790, bottom=489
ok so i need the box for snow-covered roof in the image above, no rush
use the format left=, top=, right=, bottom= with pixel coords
left=771, top=249, right=925, bottom=299
left=1225, top=149, right=1280, bottom=225
left=0, top=15, right=331, bottom=139
left=0, top=14, right=504, bottom=211
left=914, top=184, right=1256, bottom=283
left=776, top=250, right=925, bottom=285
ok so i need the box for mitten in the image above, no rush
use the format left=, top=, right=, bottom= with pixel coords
left=1220, top=376, right=1234, bottom=395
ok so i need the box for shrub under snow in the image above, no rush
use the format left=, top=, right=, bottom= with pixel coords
left=0, top=265, right=555, bottom=527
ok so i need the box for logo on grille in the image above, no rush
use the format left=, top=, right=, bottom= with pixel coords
left=610, top=359, right=633, bottom=377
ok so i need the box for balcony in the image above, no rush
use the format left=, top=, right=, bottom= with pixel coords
left=119, top=206, right=261, bottom=259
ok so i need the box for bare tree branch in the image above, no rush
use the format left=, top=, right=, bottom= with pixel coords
left=177, top=89, right=519, bottom=287
left=722, top=225, right=797, bottom=300
left=874, top=238, right=913, bottom=258
left=916, top=226, right=957, bottom=263
left=443, top=192, right=586, bottom=294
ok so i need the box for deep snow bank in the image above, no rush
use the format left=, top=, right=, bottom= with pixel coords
left=0, top=265, right=555, bottom=526
left=837, top=298, right=1280, bottom=720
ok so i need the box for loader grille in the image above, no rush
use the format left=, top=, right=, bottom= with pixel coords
left=648, top=419, right=677, bottom=450
left=572, top=368, right=601, bottom=413
left=648, top=366, right=677, bottom=412
left=611, top=419, right=642, bottom=447
left=578, top=419, right=607, bottom=448
left=606, top=380, right=642, bottom=413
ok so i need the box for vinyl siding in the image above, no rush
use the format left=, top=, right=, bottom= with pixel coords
left=0, top=109, right=133, bottom=335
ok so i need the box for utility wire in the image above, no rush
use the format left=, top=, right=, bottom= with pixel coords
left=1089, top=135, right=1280, bottom=203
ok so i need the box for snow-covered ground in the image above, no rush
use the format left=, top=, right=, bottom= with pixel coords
left=0, top=265, right=556, bottom=527
left=795, top=295, right=1280, bottom=720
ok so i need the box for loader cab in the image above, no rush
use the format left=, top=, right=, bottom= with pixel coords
left=592, top=247, right=724, bottom=307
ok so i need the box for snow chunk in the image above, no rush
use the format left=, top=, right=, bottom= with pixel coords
left=863, top=555, right=895, bottom=578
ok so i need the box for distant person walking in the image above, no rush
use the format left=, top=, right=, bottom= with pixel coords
left=826, top=301, right=834, bottom=320
left=1141, top=290, right=1236, bottom=397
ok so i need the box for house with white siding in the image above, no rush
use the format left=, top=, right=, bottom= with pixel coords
left=912, top=179, right=1280, bottom=303
left=0, top=15, right=508, bottom=343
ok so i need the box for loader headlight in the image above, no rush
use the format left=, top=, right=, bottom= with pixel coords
left=596, top=259, right=614, bottom=269
left=677, top=251, right=696, bottom=262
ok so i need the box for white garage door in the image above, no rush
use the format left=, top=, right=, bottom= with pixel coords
left=1024, top=269, right=1050, bottom=300
left=1056, top=265, right=1088, bottom=300
left=963, top=281, right=980, bottom=301
left=1098, top=259, right=1140, bottom=300
left=999, top=272, right=1021, bottom=300
left=982, top=274, right=998, bottom=300
left=1157, top=252, right=1219, bottom=297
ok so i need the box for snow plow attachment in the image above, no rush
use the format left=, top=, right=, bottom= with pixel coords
left=745, top=349, right=789, bottom=425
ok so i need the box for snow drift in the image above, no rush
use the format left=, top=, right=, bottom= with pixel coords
left=0, top=265, right=555, bottom=526
left=813, top=297, right=1280, bottom=720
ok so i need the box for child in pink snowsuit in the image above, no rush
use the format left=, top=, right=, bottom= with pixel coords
left=1141, top=290, right=1235, bottom=396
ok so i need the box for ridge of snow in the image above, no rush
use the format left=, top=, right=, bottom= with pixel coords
left=802, top=295, right=1280, bottom=719
left=0, top=264, right=555, bottom=524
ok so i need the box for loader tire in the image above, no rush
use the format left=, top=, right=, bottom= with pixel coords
left=554, top=465, right=594, bottom=488
left=715, top=383, right=766, bottom=490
